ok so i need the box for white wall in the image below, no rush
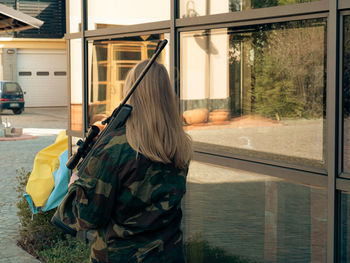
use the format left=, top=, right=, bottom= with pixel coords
left=87, top=0, right=169, bottom=29
left=180, top=31, right=208, bottom=100
left=180, top=30, right=228, bottom=101
left=210, top=31, right=228, bottom=99
left=70, top=39, right=82, bottom=104
left=69, top=0, right=81, bottom=33
left=180, top=0, right=229, bottom=17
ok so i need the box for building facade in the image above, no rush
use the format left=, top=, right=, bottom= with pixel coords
left=66, top=0, right=349, bottom=262
left=0, top=0, right=67, bottom=107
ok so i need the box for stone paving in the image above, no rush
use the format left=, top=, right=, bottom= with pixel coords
left=0, top=107, right=67, bottom=263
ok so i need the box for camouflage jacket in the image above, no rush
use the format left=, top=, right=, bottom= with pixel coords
left=56, top=127, right=188, bottom=263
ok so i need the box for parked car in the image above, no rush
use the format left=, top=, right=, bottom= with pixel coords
left=0, top=81, right=25, bottom=114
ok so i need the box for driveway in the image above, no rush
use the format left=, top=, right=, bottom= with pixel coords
left=0, top=107, right=68, bottom=129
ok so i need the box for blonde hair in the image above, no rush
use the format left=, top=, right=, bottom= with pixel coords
left=123, top=60, right=192, bottom=169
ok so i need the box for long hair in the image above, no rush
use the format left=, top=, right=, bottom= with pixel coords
left=123, top=60, right=192, bottom=169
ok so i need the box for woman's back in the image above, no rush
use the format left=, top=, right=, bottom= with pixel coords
left=79, top=127, right=187, bottom=263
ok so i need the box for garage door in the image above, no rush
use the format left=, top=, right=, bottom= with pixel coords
left=17, top=49, right=67, bottom=107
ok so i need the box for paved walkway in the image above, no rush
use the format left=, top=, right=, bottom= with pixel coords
left=0, top=107, right=67, bottom=262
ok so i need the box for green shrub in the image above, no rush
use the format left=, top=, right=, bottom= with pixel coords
left=37, top=235, right=90, bottom=263
left=15, top=168, right=66, bottom=258
left=15, top=168, right=90, bottom=262
left=185, top=234, right=260, bottom=263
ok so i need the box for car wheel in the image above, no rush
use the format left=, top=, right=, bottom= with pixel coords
left=12, top=108, right=23, bottom=115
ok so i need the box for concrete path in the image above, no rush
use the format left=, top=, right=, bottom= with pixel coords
left=0, top=107, right=67, bottom=262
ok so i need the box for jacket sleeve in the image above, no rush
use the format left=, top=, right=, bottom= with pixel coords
left=56, top=145, right=120, bottom=231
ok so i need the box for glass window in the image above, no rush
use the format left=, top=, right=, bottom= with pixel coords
left=341, top=191, right=350, bottom=262
left=180, top=19, right=327, bottom=168
left=87, top=0, right=170, bottom=30
left=3, top=83, right=22, bottom=94
left=18, top=71, right=31, bottom=76
left=54, top=71, right=67, bottom=76
left=179, top=0, right=320, bottom=18
left=183, top=161, right=327, bottom=262
left=68, top=0, right=82, bottom=33
left=36, top=71, right=49, bottom=76
left=70, top=39, right=83, bottom=131
left=87, top=33, right=170, bottom=127
left=344, top=16, right=350, bottom=173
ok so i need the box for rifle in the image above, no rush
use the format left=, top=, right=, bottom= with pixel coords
left=51, top=39, right=168, bottom=236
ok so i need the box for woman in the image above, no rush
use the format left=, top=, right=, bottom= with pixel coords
left=56, top=60, right=192, bottom=263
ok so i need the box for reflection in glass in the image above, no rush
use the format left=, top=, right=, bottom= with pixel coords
left=180, top=19, right=327, bottom=167
left=179, top=0, right=320, bottom=18
left=70, top=39, right=83, bottom=131
left=183, top=161, right=327, bottom=262
left=88, top=34, right=169, bottom=127
left=344, top=16, right=350, bottom=173
left=87, top=0, right=170, bottom=30
left=68, top=0, right=81, bottom=33
left=341, top=192, right=350, bottom=262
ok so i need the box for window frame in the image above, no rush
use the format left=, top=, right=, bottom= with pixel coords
left=340, top=11, right=350, bottom=179
left=65, top=1, right=350, bottom=261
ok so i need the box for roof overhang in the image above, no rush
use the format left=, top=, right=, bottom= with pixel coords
left=0, top=4, right=44, bottom=34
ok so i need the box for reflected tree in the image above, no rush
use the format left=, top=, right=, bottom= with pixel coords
left=254, top=21, right=325, bottom=119
left=251, top=0, right=278, bottom=8
left=229, top=19, right=326, bottom=120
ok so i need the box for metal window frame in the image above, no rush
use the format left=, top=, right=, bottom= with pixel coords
left=66, top=35, right=72, bottom=155
left=337, top=11, right=350, bottom=261
left=82, top=0, right=89, bottom=133
left=85, top=28, right=170, bottom=42
left=66, top=32, right=83, bottom=39
left=84, top=21, right=171, bottom=38
left=193, top=142, right=327, bottom=174
left=64, top=1, right=350, bottom=262
left=339, top=12, right=345, bottom=177
left=340, top=11, right=350, bottom=180
left=338, top=178, right=350, bottom=192
left=170, top=0, right=179, bottom=95
left=327, top=0, right=339, bottom=261
left=193, top=151, right=328, bottom=187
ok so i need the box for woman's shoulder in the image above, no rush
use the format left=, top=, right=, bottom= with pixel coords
left=101, top=127, right=137, bottom=163
left=104, top=127, right=128, bottom=148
